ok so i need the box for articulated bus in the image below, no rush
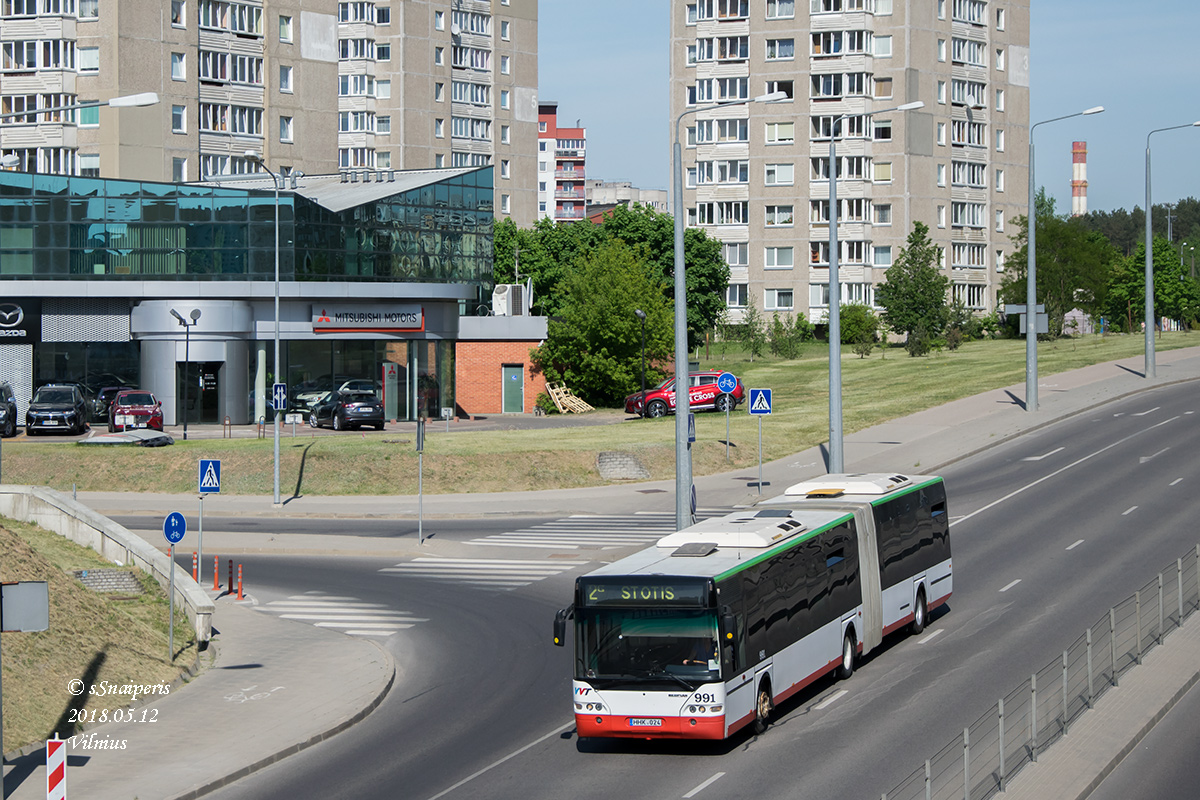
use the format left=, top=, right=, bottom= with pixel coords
left=553, top=473, right=951, bottom=739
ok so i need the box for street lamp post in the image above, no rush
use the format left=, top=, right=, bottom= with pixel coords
left=245, top=150, right=282, bottom=505
left=1144, top=122, right=1200, bottom=379
left=170, top=308, right=201, bottom=440
left=634, top=309, right=647, bottom=417
left=1026, top=106, right=1104, bottom=410
left=826, top=100, right=923, bottom=474
left=672, top=90, right=785, bottom=530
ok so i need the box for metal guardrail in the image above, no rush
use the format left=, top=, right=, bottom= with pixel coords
left=882, top=543, right=1200, bottom=800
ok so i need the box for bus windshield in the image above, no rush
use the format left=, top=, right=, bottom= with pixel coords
left=575, top=608, right=720, bottom=687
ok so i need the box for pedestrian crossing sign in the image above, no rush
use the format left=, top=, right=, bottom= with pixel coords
left=749, top=388, right=772, bottom=415
left=198, top=459, right=221, bottom=494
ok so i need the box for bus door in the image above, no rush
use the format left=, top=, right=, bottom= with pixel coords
left=850, top=507, right=883, bottom=655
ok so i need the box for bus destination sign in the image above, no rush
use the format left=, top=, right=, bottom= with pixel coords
left=580, top=579, right=709, bottom=608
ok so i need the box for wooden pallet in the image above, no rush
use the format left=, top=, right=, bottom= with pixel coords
left=546, top=382, right=594, bottom=414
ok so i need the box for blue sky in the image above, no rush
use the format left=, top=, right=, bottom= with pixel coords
left=538, top=0, right=1200, bottom=214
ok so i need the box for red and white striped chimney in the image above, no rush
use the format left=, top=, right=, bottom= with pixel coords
left=1071, top=141, right=1088, bottom=216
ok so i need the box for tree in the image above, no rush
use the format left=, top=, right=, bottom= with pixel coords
left=530, top=240, right=673, bottom=406
left=739, top=297, right=767, bottom=361
left=1101, top=237, right=1200, bottom=332
left=874, top=221, right=949, bottom=350
left=1000, top=189, right=1117, bottom=337
left=838, top=303, right=879, bottom=345
left=768, top=313, right=805, bottom=359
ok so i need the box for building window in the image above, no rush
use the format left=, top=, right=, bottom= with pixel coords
left=376, top=80, right=390, bottom=98
left=874, top=36, right=891, bottom=57
left=78, top=47, right=99, bottom=73
left=727, top=283, right=748, bottom=308
left=874, top=204, right=891, bottom=225
left=434, top=47, right=444, bottom=65
left=996, top=168, right=1005, bottom=192
left=937, top=205, right=946, bottom=228
left=724, top=242, right=749, bottom=267
left=501, top=159, right=510, bottom=179
left=500, top=55, right=510, bottom=74
left=996, top=48, right=1005, bottom=70
left=434, top=10, right=444, bottom=30
left=377, top=116, right=390, bottom=134
left=171, top=104, right=186, bottom=133
left=874, top=246, right=892, bottom=267
left=764, top=163, right=793, bottom=185
left=996, top=209, right=1004, bottom=232
left=937, top=81, right=946, bottom=104
left=996, top=88, right=1005, bottom=111
left=170, top=52, right=185, bottom=80
left=875, top=0, right=892, bottom=13
left=500, top=124, right=510, bottom=144
left=79, top=153, right=99, bottom=177
left=377, top=151, right=390, bottom=168
left=874, top=77, right=892, bottom=99
left=435, top=82, right=444, bottom=102
left=810, top=283, right=829, bottom=307
left=376, top=5, right=389, bottom=24
left=79, top=104, right=99, bottom=127
left=171, top=0, right=185, bottom=27
left=377, top=43, right=390, bottom=61
left=764, top=205, right=794, bottom=227
left=500, top=89, right=510, bottom=109
left=766, top=0, right=794, bottom=19
left=995, top=129, right=1005, bottom=152
left=172, top=157, right=188, bottom=182
left=764, top=288, right=794, bottom=310
left=279, top=65, right=293, bottom=93
left=874, top=162, right=892, bottom=183
left=765, top=246, right=794, bottom=268
left=501, top=194, right=510, bottom=213
left=937, top=163, right=946, bottom=186
left=996, top=7, right=1005, bottom=29
left=766, top=38, right=794, bottom=60
left=937, top=39, right=946, bottom=61
left=435, top=119, right=444, bottom=138
left=938, top=0, right=946, bottom=17
left=279, top=15, right=292, bottom=42
left=78, top=0, right=97, bottom=18
left=435, top=153, right=445, bottom=167
left=280, top=115, right=293, bottom=142
left=873, top=120, right=892, bottom=141
left=501, top=20, right=510, bottom=40
left=765, top=121, right=794, bottom=144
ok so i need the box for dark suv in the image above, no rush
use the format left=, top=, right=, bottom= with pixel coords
left=0, top=381, right=17, bottom=437
left=26, top=384, right=90, bottom=435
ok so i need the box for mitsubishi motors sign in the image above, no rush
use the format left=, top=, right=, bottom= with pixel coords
left=312, top=303, right=424, bottom=333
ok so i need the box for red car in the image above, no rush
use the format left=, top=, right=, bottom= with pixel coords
left=108, top=390, right=164, bottom=432
left=624, top=371, right=745, bottom=418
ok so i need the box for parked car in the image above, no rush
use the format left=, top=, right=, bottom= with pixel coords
left=291, top=375, right=354, bottom=412
left=308, top=391, right=386, bottom=431
left=623, top=370, right=745, bottom=418
left=26, top=384, right=90, bottom=435
left=93, top=385, right=133, bottom=422
left=108, top=390, right=164, bottom=432
left=0, top=381, right=17, bottom=437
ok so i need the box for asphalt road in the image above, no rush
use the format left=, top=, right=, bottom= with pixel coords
left=204, top=381, right=1200, bottom=800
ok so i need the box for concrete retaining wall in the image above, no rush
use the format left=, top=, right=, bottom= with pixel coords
left=0, top=485, right=213, bottom=644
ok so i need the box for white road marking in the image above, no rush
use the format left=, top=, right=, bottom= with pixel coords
left=1021, top=446, right=1064, bottom=462
left=814, top=689, right=848, bottom=710
left=955, top=415, right=1181, bottom=527
left=1171, top=478, right=1183, bottom=486
left=1113, top=412, right=1125, bottom=417
left=683, top=772, right=726, bottom=798
left=1140, top=448, right=1169, bottom=464
left=1122, top=506, right=1138, bottom=516
left=1000, top=579, right=1021, bottom=593
left=1132, top=407, right=1161, bottom=417
left=918, top=629, right=943, bottom=645
left=1066, top=539, right=1084, bottom=551
left=424, top=721, right=576, bottom=800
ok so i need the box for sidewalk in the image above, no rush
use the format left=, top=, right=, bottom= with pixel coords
left=4, top=346, right=1200, bottom=800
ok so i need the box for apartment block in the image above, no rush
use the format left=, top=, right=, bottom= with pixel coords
left=585, top=179, right=669, bottom=214
left=669, top=0, right=1029, bottom=326
left=0, top=0, right=538, bottom=224
left=537, top=101, right=586, bottom=222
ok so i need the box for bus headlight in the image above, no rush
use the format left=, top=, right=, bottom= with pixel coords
left=575, top=703, right=583, bottom=710
left=710, top=705, right=722, bottom=712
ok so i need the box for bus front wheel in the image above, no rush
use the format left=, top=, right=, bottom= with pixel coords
left=837, top=631, right=856, bottom=680
left=911, top=589, right=927, bottom=635
left=753, top=681, right=773, bottom=735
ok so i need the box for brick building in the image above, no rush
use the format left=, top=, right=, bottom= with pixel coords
left=455, top=316, right=547, bottom=416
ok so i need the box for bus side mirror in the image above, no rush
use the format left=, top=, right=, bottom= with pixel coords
left=553, top=605, right=573, bottom=647
left=719, top=611, right=735, bottom=642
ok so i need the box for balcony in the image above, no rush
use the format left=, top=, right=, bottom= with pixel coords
left=554, top=169, right=585, bottom=180
left=554, top=189, right=585, bottom=200
left=555, top=208, right=585, bottom=220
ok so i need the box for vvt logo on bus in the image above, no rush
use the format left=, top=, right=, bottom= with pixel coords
left=574, top=687, right=592, bottom=697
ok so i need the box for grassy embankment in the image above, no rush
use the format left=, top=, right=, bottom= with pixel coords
left=4, top=332, right=1197, bottom=496
left=0, top=519, right=195, bottom=752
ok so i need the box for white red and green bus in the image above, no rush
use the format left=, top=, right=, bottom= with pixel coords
left=553, top=473, right=951, bottom=739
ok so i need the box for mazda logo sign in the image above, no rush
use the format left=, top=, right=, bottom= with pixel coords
left=0, top=304, right=23, bottom=329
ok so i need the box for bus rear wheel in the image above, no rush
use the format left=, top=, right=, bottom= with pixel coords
left=836, top=631, right=856, bottom=680
left=753, top=681, right=773, bottom=735
left=911, top=589, right=927, bottom=635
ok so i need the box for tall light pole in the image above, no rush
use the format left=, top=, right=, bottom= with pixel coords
left=634, top=309, right=647, bottom=417
left=1144, top=122, right=1200, bottom=379
left=1026, top=106, right=1104, bottom=410
left=673, top=90, right=786, bottom=530
left=245, top=150, right=282, bottom=505
left=170, top=308, right=201, bottom=440
left=826, top=100, right=923, bottom=474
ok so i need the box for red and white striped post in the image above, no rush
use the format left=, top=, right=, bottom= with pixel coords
left=212, top=556, right=220, bottom=591
left=46, top=735, right=66, bottom=800
left=237, top=564, right=244, bottom=600
left=192, top=551, right=198, bottom=582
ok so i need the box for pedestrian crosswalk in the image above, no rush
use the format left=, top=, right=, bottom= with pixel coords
left=256, top=592, right=429, bottom=637
left=378, top=557, right=583, bottom=591
left=461, top=510, right=731, bottom=550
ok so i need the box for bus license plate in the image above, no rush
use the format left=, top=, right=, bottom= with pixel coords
left=628, top=718, right=662, bottom=728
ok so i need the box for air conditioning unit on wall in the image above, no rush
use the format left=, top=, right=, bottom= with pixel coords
left=492, top=282, right=529, bottom=316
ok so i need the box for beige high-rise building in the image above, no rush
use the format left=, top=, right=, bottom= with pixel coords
left=0, top=0, right=538, bottom=224
left=670, top=0, right=1029, bottom=327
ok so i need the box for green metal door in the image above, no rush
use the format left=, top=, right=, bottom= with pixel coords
left=502, top=365, right=523, bottom=413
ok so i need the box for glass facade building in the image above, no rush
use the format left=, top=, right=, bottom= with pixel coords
left=0, top=166, right=494, bottom=426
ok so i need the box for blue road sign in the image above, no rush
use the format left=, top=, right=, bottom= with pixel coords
left=749, top=388, right=773, bottom=415
left=687, top=412, right=696, bottom=443
left=198, top=459, right=221, bottom=494
left=716, top=371, right=737, bottom=394
left=163, top=511, right=187, bottom=545
left=272, top=382, right=288, bottom=411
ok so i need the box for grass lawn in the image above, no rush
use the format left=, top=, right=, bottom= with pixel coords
left=0, top=519, right=196, bottom=752
left=4, top=333, right=1196, bottom=496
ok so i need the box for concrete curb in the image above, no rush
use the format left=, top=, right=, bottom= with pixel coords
left=167, top=639, right=397, bottom=800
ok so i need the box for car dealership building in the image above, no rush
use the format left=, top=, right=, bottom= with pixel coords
left=0, top=165, right=543, bottom=426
